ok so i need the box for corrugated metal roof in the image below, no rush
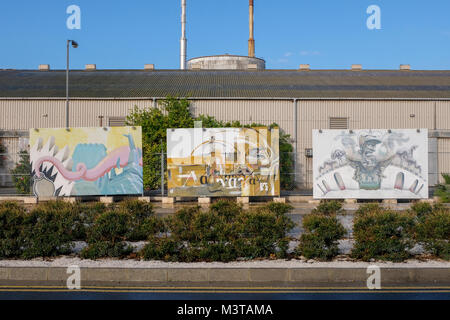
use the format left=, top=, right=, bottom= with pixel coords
left=0, top=69, right=449, bottom=99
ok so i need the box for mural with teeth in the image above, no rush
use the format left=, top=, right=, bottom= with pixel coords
left=313, top=129, right=428, bottom=199
left=30, top=127, right=143, bottom=197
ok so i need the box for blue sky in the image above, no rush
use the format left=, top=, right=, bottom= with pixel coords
left=0, top=0, right=449, bottom=70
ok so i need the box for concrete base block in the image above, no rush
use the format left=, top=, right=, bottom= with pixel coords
left=162, top=197, right=175, bottom=204
left=286, top=196, right=313, bottom=203
left=198, top=197, right=211, bottom=204
left=308, top=200, right=321, bottom=204
left=419, top=198, right=435, bottom=204
left=63, top=197, right=78, bottom=204
left=237, top=197, right=250, bottom=204
left=345, top=199, right=357, bottom=204
left=273, top=197, right=286, bottom=203
left=37, top=196, right=57, bottom=202
left=100, top=197, right=114, bottom=204
left=383, top=199, right=398, bottom=204
left=138, top=197, right=151, bottom=203
left=23, top=197, right=38, bottom=204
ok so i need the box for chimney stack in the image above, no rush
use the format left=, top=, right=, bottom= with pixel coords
left=180, top=0, right=187, bottom=70
left=248, top=0, right=255, bottom=57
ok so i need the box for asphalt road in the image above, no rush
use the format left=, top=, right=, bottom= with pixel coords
left=0, top=286, right=448, bottom=300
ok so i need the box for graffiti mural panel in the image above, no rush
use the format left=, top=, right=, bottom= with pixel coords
left=313, top=129, right=428, bottom=199
left=30, top=127, right=143, bottom=197
left=167, top=127, right=280, bottom=197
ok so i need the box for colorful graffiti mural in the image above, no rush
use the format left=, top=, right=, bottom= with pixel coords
left=313, top=129, right=428, bottom=199
left=167, top=127, right=280, bottom=197
left=29, top=127, right=143, bottom=197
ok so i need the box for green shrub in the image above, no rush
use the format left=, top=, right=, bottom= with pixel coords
left=21, top=201, right=77, bottom=259
left=265, top=202, right=293, bottom=216
left=141, top=202, right=295, bottom=262
left=435, top=174, right=450, bottom=203
left=141, top=236, right=183, bottom=262
left=415, top=209, right=450, bottom=260
left=312, top=200, right=343, bottom=215
left=72, top=202, right=107, bottom=240
left=0, top=141, right=6, bottom=168
left=116, top=199, right=162, bottom=241
left=352, top=210, right=415, bottom=262
left=81, top=210, right=132, bottom=259
left=410, top=202, right=433, bottom=220
left=296, top=214, right=346, bottom=261
left=80, top=241, right=132, bottom=260
left=209, top=200, right=242, bottom=222
left=355, top=203, right=382, bottom=216
left=10, top=151, right=31, bottom=195
left=443, top=174, right=450, bottom=185
left=0, top=202, right=26, bottom=258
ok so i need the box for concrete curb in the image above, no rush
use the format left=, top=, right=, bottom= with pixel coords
left=0, top=267, right=448, bottom=287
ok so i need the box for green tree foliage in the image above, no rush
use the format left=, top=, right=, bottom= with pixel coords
left=0, top=140, right=6, bottom=168
left=127, top=97, right=295, bottom=190
left=10, top=150, right=31, bottom=195
left=126, top=96, right=194, bottom=190
left=435, top=174, right=450, bottom=203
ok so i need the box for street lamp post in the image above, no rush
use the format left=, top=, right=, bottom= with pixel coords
left=66, top=40, right=78, bottom=128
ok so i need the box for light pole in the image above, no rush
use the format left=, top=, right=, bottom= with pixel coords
left=66, top=40, right=78, bottom=128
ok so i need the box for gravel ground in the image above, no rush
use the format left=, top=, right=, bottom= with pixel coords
left=0, top=257, right=448, bottom=269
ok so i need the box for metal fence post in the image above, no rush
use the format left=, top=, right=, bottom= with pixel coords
left=161, top=139, right=164, bottom=197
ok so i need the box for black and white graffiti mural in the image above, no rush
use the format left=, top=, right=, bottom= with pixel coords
left=313, top=129, right=428, bottom=199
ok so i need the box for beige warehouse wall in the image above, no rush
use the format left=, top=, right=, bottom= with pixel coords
left=438, top=138, right=450, bottom=183
left=190, top=100, right=295, bottom=137
left=2, top=98, right=450, bottom=190
left=0, top=99, right=154, bottom=130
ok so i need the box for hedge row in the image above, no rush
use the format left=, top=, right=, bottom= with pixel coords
left=0, top=200, right=294, bottom=261
left=0, top=200, right=448, bottom=262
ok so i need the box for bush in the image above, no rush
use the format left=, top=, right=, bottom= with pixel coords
left=115, top=199, right=162, bottom=241
left=312, top=200, right=343, bottom=215
left=355, top=203, right=382, bottom=216
left=0, top=202, right=26, bottom=258
left=296, top=214, right=346, bottom=261
left=81, top=210, right=132, bottom=259
left=20, top=201, right=77, bottom=259
left=265, top=202, right=293, bottom=216
left=141, top=201, right=295, bottom=262
left=10, top=151, right=31, bottom=195
left=141, top=236, right=183, bottom=262
left=410, top=202, right=434, bottom=220
left=352, top=210, right=415, bottom=262
left=0, top=141, right=6, bottom=168
left=435, top=174, right=450, bottom=203
left=72, top=202, right=107, bottom=240
left=415, top=209, right=450, bottom=260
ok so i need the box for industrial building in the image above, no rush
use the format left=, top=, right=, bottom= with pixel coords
left=1, top=65, right=450, bottom=191
left=1, top=0, right=449, bottom=192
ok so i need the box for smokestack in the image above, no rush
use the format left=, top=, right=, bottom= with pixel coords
left=248, top=0, right=255, bottom=57
left=180, top=0, right=187, bottom=70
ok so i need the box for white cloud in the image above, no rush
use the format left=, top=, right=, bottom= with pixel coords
left=300, top=50, right=320, bottom=56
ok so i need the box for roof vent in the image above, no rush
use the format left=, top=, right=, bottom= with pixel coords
left=299, top=64, right=310, bottom=71
left=248, top=64, right=258, bottom=70
left=351, top=64, right=362, bottom=71
left=144, top=64, right=155, bottom=70
left=400, top=64, right=411, bottom=71
left=85, top=64, right=97, bottom=71
left=39, top=64, right=50, bottom=71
